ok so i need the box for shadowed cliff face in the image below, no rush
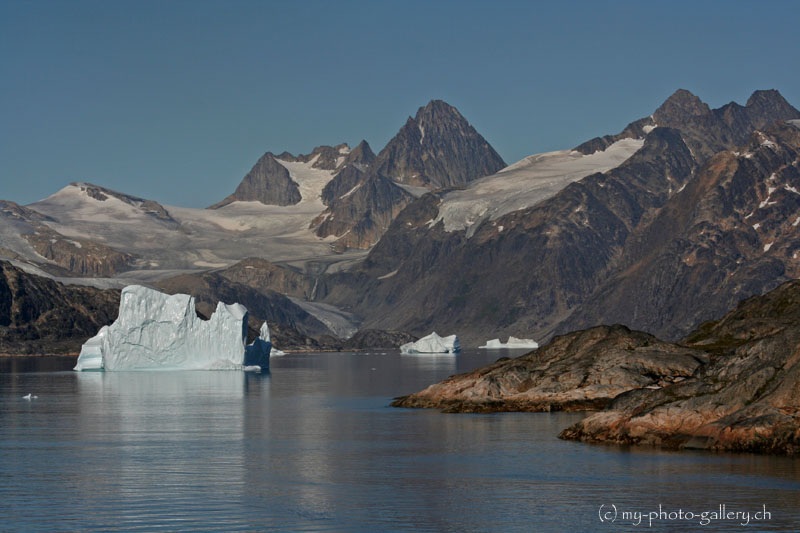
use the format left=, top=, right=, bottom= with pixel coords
left=0, top=261, right=120, bottom=354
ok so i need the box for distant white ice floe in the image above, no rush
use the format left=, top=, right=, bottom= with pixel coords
left=479, top=337, right=539, bottom=349
left=22, top=393, right=38, bottom=400
left=74, top=285, right=271, bottom=371
left=400, top=332, right=460, bottom=354
left=433, top=138, right=644, bottom=236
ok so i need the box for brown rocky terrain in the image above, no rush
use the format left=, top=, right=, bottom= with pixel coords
left=219, top=257, right=315, bottom=299
left=392, top=325, right=706, bottom=412
left=0, top=260, right=120, bottom=354
left=1, top=200, right=135, bottom=277
left=560, top=279, right=800, bottom=454
left=394, top=279, right=800, bottom=454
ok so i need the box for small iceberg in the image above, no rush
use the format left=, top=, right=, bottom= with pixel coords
left=74, top=285, right=271, bottom=371
left=400, top=332, right=460, bottom=354
left=22, top=393, right=38, bottom=400
left=479, top=336, right=539, bottom=349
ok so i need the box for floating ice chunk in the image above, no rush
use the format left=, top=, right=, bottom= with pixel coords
left=22, top=393, right=38, bottom=400
left=479, top=336, right=539, bottom=349
left=270, top=348, right=286, bottom=357
left=75, top=285, right=270, bottom=371
left=400, top=332, right=460, bottom=354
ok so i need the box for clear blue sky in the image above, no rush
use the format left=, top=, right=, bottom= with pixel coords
left=1, top=0, right=799, bottom=207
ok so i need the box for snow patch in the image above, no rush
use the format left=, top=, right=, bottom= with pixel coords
left=764, top=242, right=774, bottom=252
left=753, top=223, right=761, bottom=230
left=435, top=138, right=643, bottom=235
left=786, top=185, right=799, bottom=195
left=339, top=183, right=363, bottom=199
left=378, top=269, right=399, bottom=280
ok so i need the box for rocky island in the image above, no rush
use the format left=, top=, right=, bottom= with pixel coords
left=394, top=280, right=800, bottom=454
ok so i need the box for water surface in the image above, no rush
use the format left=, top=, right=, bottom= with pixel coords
left=1, top=351, right=798, bottom=531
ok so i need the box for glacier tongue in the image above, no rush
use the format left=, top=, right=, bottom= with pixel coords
left=400, top=332, right=460, bottom=354
left=74, top=285, right=270, bottom=371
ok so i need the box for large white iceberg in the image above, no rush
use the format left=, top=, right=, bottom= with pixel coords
left=479, top=336, right=539, bottom=349
left=74, top=285, right=271, bottom=371
left=400, top=332, right=460, bottom=354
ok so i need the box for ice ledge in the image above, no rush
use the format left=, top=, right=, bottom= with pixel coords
left=74, top=285, right=271, bottom=371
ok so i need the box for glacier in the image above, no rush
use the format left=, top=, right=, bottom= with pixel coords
left=400, top=332, right=460, bottom=354
left=479, top=337, right=539, bottom=349
left=74, top=285, right=271, bottom=371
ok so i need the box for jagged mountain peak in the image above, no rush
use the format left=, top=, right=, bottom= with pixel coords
left=374, top=99, right=506, bottom=189
left=415, top=99, right=464, bottom=121
left=654, top=89, right=711, bottom=121
left=343, top=140, right=376, bottom=168
left=745, top=89, right=800, bottom=118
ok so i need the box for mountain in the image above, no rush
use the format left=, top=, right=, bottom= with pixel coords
left=576, top=88, right=800, bottom=161
left=0, top=200, right=135, bottom=277
left=0, top=260, right=120, bottom=354
left=373, top=100, right=507, bottom=189
left=210, top=152, right=302, bottom=208
left=556, top=120, right=800, bottom=340
left=308, top=101, right=507, bottom=249
left=318, top=89, right=800, bottom=346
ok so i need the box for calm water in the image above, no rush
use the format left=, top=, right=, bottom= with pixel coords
left=1, top=351, right=798, bottom=531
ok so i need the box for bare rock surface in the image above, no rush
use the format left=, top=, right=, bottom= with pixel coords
left=392, top=325, right=706, bottom=412
left=560, top=279, right=800, bottom=454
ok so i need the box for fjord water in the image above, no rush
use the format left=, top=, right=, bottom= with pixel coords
left=1, top=352, right=798, bottom=531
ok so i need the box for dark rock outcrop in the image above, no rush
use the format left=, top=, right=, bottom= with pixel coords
left=155, top=272, right=334, bottom=340
left=219, top=258, right=315, bottom=299
left=392, top=325, right=706, bottom=412
left=394, top=278, right=800, bottom=454
left=374, top=100, right=506, bottom=189
left=210, top=152, right=301, bottom=208
left=0, top=261, right=120, bottom=354
left=312, top=173, right=414, bottom=250
left=559, top=279, right=800, bottom=454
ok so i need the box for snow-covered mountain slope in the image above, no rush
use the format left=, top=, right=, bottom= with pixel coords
left=432, top=138, right=644, bottom=236
left=27, top=177, right=365, bottom=278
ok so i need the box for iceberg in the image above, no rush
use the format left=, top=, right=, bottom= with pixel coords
left=400, top=332, right=460, bottom=354
left=74, top=285, right=271, bottom=371
left=479, top=336, right=539, bottom=349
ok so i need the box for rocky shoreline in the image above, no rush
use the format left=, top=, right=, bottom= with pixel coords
left=393, top=280, right=800, bottom=455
